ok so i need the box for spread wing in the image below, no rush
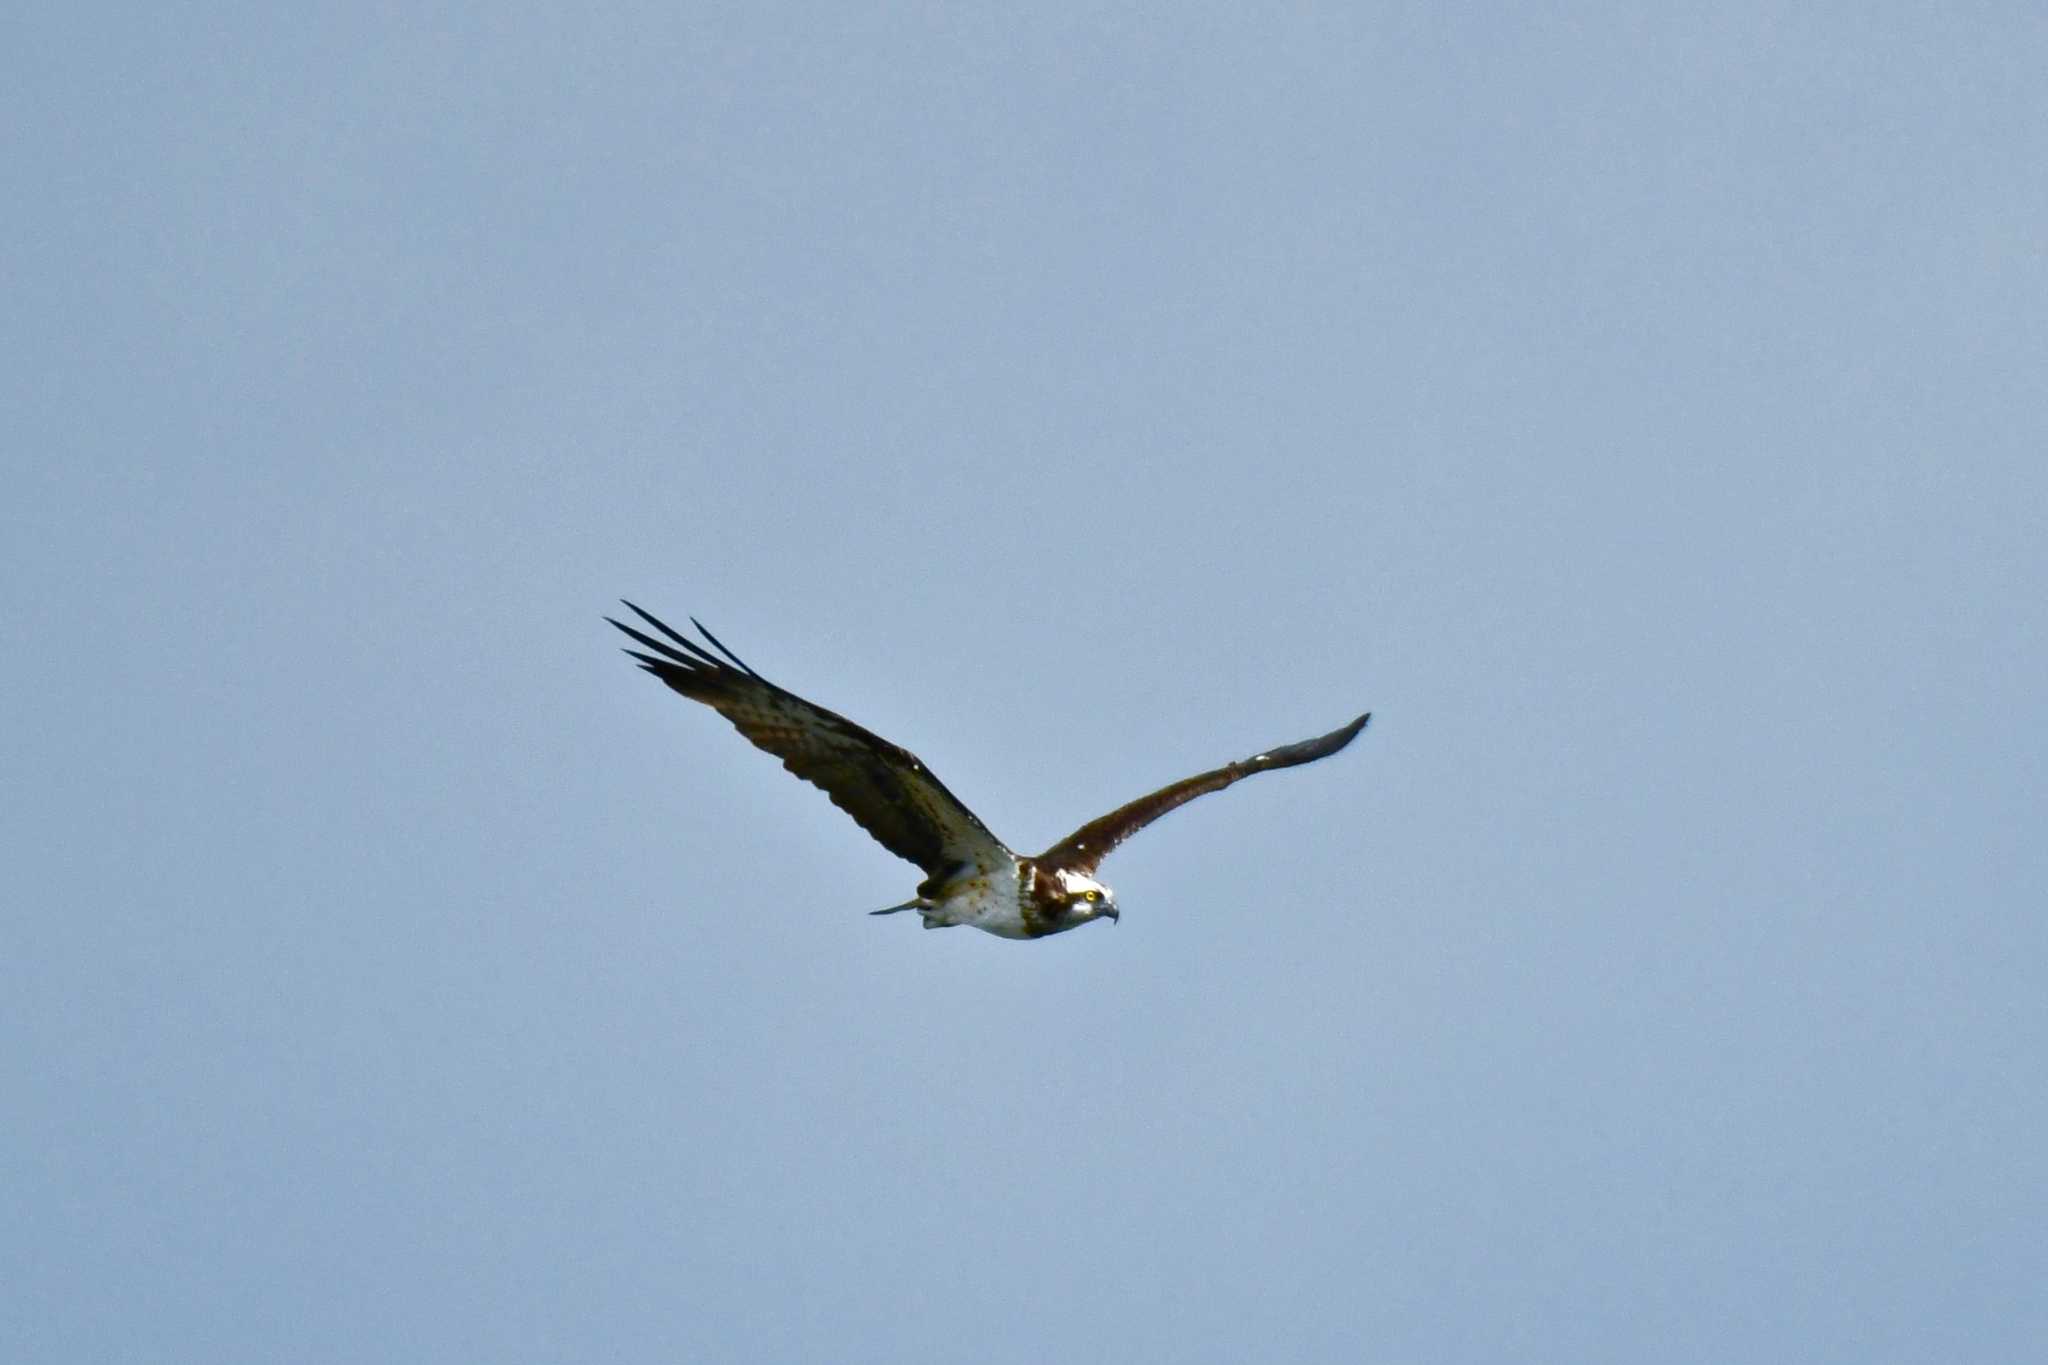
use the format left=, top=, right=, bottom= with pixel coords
left=608, top=602, right=1012, bottom=877
left=1036, top=713, right=1370, bottom=875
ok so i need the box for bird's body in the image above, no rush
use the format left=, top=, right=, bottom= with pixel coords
left=889, top=857, right=1118, bottom=939
left=608, top=602, right=1369, bottom=940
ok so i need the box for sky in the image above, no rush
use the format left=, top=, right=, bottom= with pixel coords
left=5, top=4, right=2045, bottom=1361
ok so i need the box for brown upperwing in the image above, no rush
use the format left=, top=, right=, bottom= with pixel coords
left=1035, top=713, right=1371, bottom=875
left=608, top=602, right=1010, bottom=877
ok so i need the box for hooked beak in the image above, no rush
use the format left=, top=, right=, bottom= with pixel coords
left=1107, top=906, right=1120, bottom=925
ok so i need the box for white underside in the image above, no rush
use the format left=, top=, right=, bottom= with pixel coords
left=923, top=859, right=1033, bottom=938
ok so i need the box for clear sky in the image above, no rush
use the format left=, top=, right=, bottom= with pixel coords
left=6, top=4, right=2044, bottom=1361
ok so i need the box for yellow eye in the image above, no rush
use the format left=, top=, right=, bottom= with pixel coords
left=1084, top=890, right=1099, bottom=902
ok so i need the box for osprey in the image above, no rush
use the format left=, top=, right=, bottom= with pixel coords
left=608, top=602, right=1370, bottom=939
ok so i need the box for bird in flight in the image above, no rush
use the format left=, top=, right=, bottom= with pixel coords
left=608, top=602, right=1370, bottom=939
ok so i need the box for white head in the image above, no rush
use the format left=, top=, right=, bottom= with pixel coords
left=1054, top=868, right=1119, bottom=925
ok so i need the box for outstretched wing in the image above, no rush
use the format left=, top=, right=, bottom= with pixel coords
left=608, top=602, right=1012, bottom=877
left=1036, top=713, right=1370, bottom=875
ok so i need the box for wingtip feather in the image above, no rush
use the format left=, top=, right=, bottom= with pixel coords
left=688, top=616, right=763, bottom=679
left=1318, top=712, right=1372, bottom=750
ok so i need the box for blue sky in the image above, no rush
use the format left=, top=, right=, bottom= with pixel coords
left=6, top=5, right=2045, bottom=1361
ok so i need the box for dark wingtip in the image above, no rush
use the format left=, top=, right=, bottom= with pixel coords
left=688, top=616, right=763, bottom=679
left=1253, top=711, right=1374, bottom=767
left=1327, top=712, right=1371, bottom=747
left=1330, top=711, right=1371, bottom=751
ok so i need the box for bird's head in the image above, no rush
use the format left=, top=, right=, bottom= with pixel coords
left=1055, top=869, right=1119, bottom=926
